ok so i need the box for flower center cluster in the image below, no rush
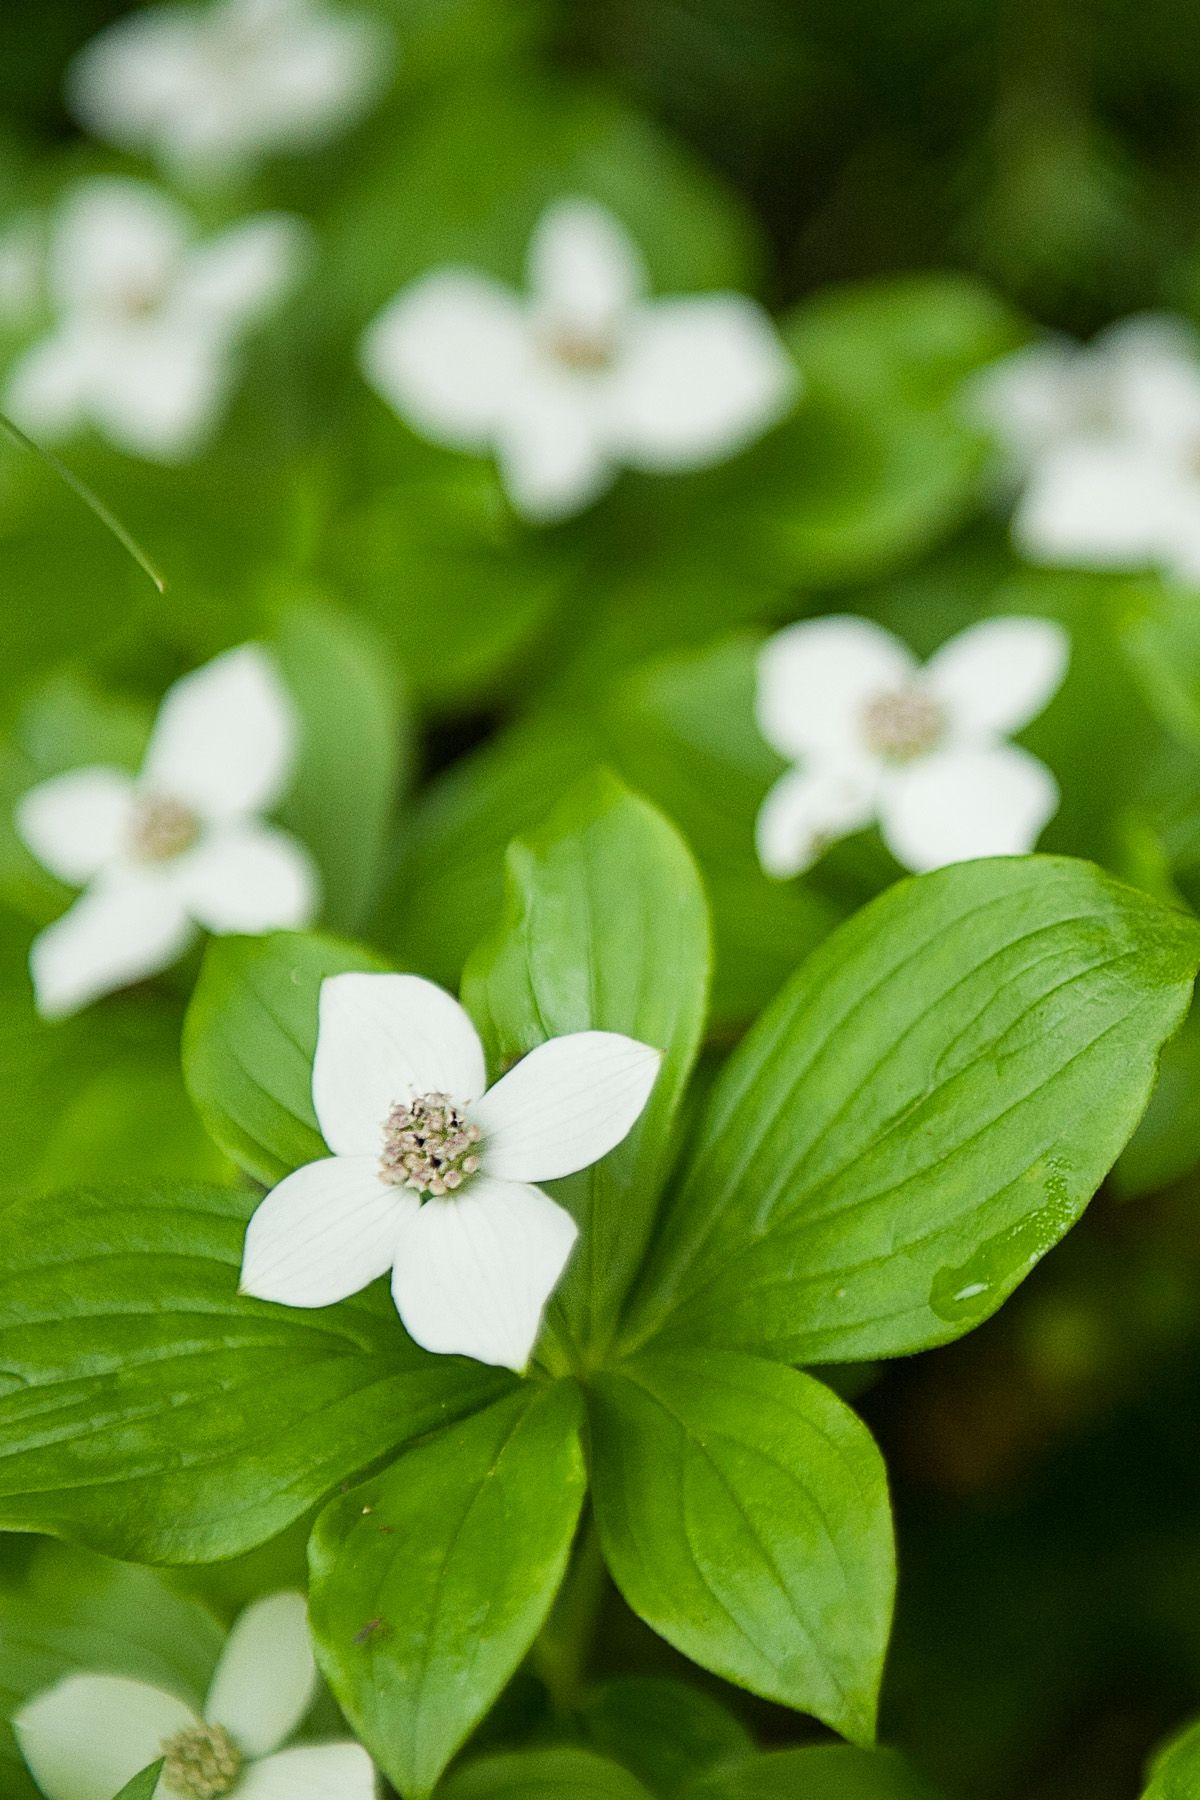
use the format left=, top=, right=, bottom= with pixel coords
left=128, top=791, right=201, bottom=862
left=542, top=321, right=616, bottom=374
left=161, top=1723, right=243, bottom=1800
left=861, top=686, right=945, bottom=762
left=380, top=1091, right=482, bottom=1197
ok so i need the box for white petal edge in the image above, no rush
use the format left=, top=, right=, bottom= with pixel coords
left=755, top=615, right=917, bottom=762
left=141, top=643, right=299, bottom=824
left=241, top=1157, right=415, bottom=1309
left=609, top=294, right=798, bottom=470
left=923, top=615, right=1070, bottom=740
left=359, top=270, right=531, bottom=450
left=879, top=744, right=1060, bottom=873
left=754, top=759, right=880, bottom=879
left=494, top=383, right=615, bottom=522
left=15, top=767, right=136, bottom=885
left=14, top=1673, right=196, bottom=1800
left=474, top=1031, right=661, bottom=1183
left=177, top=822, right=318, bottom=934
left=179, top=214, right=310, bottom=333
left=3, top=328, right=94, bottom=441
left=235, top=1742, right=379, bottom=1800
left=312, top=972, right=488, bottom=1156
left=1013, top=439, right=1179, bottom=571
left=30, top=874, right=193, bottom=1019
left=390, top=1178, right=578, bottom=1371
left=961, top=338, right=1081, bottom=467
left=205, top=1591, right=316, bottom=1759
left=527, top=197, right=645, bottom=339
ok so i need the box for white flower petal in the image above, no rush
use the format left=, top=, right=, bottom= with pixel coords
left=30, top=873, right=193, bottom=1018
left=205, top=1591, right=315, bottom=1758
left=66, top=11, right=203, bottom=157
left=610, top=294, right=797, bottom=470
left=312, top=973, right=488, bottom=1156
left=235, top=1743, right=378, bottom=1800
left=15, top=767, right=136, bottom=885
left=240, top=1157, right=415, bottom=1308
left=1013, top=439, right=1180, bottom=571
left=179, top=215, right=309, bottom=331
left=178, top=822, right=318, bottom=934
left=141, top=644, right=298, bottom=824
left=963, top=337, right=1081, bottom=467
left=14, top=1673, right=196, bottom=1800
left=48, top=178, right=189, bottom=316
left=754, top=759, right=880, bottom=878
left=390, top=1177, right=577, bottom=1371
left=879, top=744, right=1060, bottom=873
left=923, top=616, right=1070, bottom=741
left=755, top=615, right=916, bottom=762
left=495, top=386, right=614, bottom=522
left=528, top=197, right=645, bottom=341
left=87, top=325, right=228, bottom=463
left=3, top=327, right=94, bottom=440
left=1092, top=313, right=1200, bottom=454
left=360, top=270, right=531, bottom=449
left=474, top=1032, right=661, bottom=1183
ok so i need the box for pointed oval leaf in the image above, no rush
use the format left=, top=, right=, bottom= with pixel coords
left=0, top=1180, right=508, bottom=1562
left=441, top=1748, right=656, bottom=1800
left=182, top=929, right=388, bottom=1185
left=462, top=772, right=710, bottom=1357
left=685, top=1745, right=943, bottom=1800
left=629, top=858, right=1200, bottom=1363
left=589, top=1349, right=894, bottom=1743
left=111, top=1764, right=164, bottom=1800
left=309, top=1381, right=587, bottom=1800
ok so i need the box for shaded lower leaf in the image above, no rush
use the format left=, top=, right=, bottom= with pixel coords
left=111, top=1762, right=164, bottom=1800
left=589, top=1350, right=894, bottom=1743
left=182, top=929, right=387, bottom=1184
left=309, top=1380, right=587, bottom=1800
left=685, top=1745, right=943, bottom=1800
left=1142, top=1719, right=1200, bottom=1800
left=0, top=1180, right=508, bottom=1562
left=441, top=1747, right=656, bottom=1800
left=582, top=1676, right=753, bottom=1797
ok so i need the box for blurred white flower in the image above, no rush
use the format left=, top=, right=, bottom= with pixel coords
left=3, top=177, right=307, bottom=462
left=17, top=644, right=318, bottom=1019
left=0, top=214, right=43, bottom=330
left=241, top=971, right=661, bottom=1370
left=968, top=315, right=1200, bottom=584
left=755, top=614, right=1069, bottom=876
left=15, top=1590, right=376, bottom=1800
left=67, top=0, right=391, bottom=180
left=360, top=196, right=798, bottom=522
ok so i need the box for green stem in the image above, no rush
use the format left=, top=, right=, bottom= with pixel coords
left=0, top=412, right=165, bottom=592
left=530, top=1513, right=607, bottom=1716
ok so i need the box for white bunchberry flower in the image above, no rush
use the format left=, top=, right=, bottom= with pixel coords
left=3, top=177, right=307, bottom=462
left=67, top=0, right=391, bottom=181
left=755, top=614, right=1069, bottom=877
left=359, top=196, right=798, bottom=523
left=14, top=1591, right=376, bottom=1800
left=16, top=644, right=318, bottom=1019
left=241, top=971, right=662, bottom=1370
left=967, top=315, right=1200, bottom=584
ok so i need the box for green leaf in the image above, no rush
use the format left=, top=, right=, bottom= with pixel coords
left=628, top=858, right=1200, bottom=1363
left=272, top=601, right=410, bottom=934
left=182, top=929, right=388, bottom=1185
left=582, top=1676, right=753, bottom=1797
left=0, top=1544, right=222, bottom=1800
left=461, top=772, right=711, bottom=1358
left=1143, top=1720, right=1200, bottom=1799
left=110, top=1762, right=165, bottom=1800
left=309, top=1381, right=587, bottom=1800
left=589, top=1349, right=894, bottom=1743
left=110, top=1764, right=164, bottom=1792
left=1113, top=998, right=1200, bottom=1198
left=684, top=1745, right=943, bottom=1800
left=0, top=1180, right=508, bottom=1562
left=440, top=1748, right=656, bottom=1800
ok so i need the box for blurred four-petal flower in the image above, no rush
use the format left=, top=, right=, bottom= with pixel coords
left=67, top=0, right=391, bottom=180
left=3, top=177, right=308, bottom=461
left=241, top=970, right=661, bottom=1371
left=969, top=314, right=1200, bottom=585
left=15, top=1590, right=376, bottom=1800
left=16, top=644, right=318, bottom=1019
left=360, top=195, right=798, bottom=522
left=755, top=614, right=1069, bottom=877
